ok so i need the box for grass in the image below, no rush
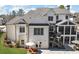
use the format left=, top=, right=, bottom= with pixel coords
left=0, top=48, right=27, bottom=54
left=0, top=32, right=4, bottom=48
left=0, top=32, right=28, bottom=54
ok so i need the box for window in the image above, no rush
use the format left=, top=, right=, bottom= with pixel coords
left=71, top=36, right=75, bottom=44
left=65, top=36, right=69, bottom=44
left=60, top=36, right=63, bottom=44
left=19, top=26, right=25, bottom=33
left=71, top=26, right=76, bottom=35
left=71, top=36, right=75, bottom=41
left=77, top=34, right=79, bottom=40
left=66, top=15, right=68, bottom=19
left=48, top=16, right=53, bottom=21
left=65, top=26, right=70, bottom=35
left=56, top=15, right=59, bottom=20
left=59, top=26, right=64, bottom=34
left=41, top=28, right=43, bottom=35
left=21, top=40, right=24, bottom=45
left=34, top=28, right=44, bottom=35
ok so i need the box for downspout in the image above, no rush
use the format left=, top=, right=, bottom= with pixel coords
left=15, top=24, right=17, bottom=43
left=28, top=24, right=29, bottom=42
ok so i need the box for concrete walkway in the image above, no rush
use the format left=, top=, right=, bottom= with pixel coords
left=40, top=49, right=79, bottom=54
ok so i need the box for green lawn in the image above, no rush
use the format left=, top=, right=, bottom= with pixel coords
left=0, top=32, right=28, bottom=54
left=0, top=48, right=27, bottom=54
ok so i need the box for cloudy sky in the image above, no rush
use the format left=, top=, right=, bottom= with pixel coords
left=0, top=5, right=79, bottom=15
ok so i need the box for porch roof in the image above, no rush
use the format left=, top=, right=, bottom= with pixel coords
left=56, top=20, right=76, bottom=25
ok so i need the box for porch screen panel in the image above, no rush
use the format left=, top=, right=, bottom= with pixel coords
left=65, top=26, right=70, bottom=35
left=65, top=36, right=69, bottom=44
left=59, top=26, right=64, bottom=34
left=71, top=26, right=76, bottom=35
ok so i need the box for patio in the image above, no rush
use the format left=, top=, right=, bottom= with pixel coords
left=39, top=44, right=79, bottom=54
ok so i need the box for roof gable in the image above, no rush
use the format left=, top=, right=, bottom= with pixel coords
left=56, top=20, right=75, bottom=25
left=61, top=21, right=68, bottom=25
left=14, top=19, right=26, bottom=24
left=6, top=16, right=28, bottom=25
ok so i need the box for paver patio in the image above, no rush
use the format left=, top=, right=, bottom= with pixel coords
left=39, top=44, right=79, bottom=54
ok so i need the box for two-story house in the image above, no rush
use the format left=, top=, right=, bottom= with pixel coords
left=6, top=7, right=77, bottom=48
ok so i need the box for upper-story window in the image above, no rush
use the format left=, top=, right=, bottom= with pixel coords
left=48, top=16, right=53, bottom=21
left=66, top=15, right=68, bottom=19
left=19, top=26, right=25, bottom=33
left=56, top=15, right=59, bottom=20
left=34, top=28, right=44, bottom=35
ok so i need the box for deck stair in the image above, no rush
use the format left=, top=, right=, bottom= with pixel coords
left=49, top=24, right=63, bottom=48
left=52, top=37, right=63, bottom=48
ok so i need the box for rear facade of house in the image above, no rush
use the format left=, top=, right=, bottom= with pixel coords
left=6, top=7, right=77, bottom=48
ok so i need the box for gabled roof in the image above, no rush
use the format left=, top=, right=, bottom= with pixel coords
left=25, top=8, right=70, bottom=17
left=53, top=8, right=70, bottom=14
left=6, top=16, right=29, bottom=25
left=56, top=20, right=75, bottom=25
left=6, top=8, right=71, bottom=25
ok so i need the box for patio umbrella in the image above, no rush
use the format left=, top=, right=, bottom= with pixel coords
left=25, top=42, right=36, bottom=48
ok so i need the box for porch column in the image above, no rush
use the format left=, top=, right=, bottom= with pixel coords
left=69, top=26, right=71, bottom=44
left=63, top=36, right=65, bottom=45
left=57, top=26, right=59, bottom=42
left=64, top=26, right=65, bottom=35
left=70, top=26, right=71, bottom=35
left=76, top=26, right=77, bottom=40
left=69, top=37, right=71, bottom=44
left=57, top=26, right=59, bottom=32
left=63, top=26, right=65, bottom=45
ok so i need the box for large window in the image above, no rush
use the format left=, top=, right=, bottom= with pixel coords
left=19, top=26, right=25, bottom=33
left=65, top=36, right=69, bottom=44
left=34, top=28, right=44, bottom=35
left=48, top=16, right=53, bottom=21
left=71, top=36, right=75, bottom=41
left=65, top=26, right=70, bottom=35
left=59, top=26, right=64, bottom=34
left=71, top=36, right=75, bottom=44
left=71, top=26, right=76, bottom=35
left=60, top=36, right=63, bottom=44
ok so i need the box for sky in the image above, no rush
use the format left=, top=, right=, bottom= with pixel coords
left=0, top=5, right=79, bottom=15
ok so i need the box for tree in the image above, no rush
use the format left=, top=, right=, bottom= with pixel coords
left=12, top=10, right=16, bottom=17
left=17, top=9, right=24, bottom=16
left=59, top=5, right=65, bottom=9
